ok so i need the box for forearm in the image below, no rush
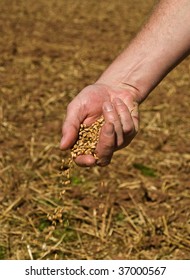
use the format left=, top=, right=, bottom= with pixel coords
left=96, top=0, right=190, bottom=103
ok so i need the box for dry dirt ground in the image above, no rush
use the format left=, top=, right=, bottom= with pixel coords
left=0, top=0, right=190, bottom=260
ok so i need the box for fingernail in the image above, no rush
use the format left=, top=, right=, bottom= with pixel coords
left=103, top=102, right=113, bottom=112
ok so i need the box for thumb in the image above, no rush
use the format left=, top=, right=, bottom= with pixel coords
left=60, top=104, right=82, bottom=150
left=60, top=121, right=79, bottom=150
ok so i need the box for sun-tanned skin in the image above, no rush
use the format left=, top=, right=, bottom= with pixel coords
left=60, top=0, right=190, bottom=167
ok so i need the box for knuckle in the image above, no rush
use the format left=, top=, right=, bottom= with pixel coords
left=104, top=142, right=114, bottom=149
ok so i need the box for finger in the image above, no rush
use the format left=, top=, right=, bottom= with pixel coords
left=60, top=103, right=82, bottom=150
left=129, top=102, right=139, bottom=132
left=74, top=154, right=96, bottom=167
left=96, top=122, right=115, bottom=166
left=102, top=101, right=123, bottom=147
left=73, top=122, right=115, bottom=167
left=113, top=97, right=135, bottom=135
left=60, top=121, right=78, bottom=150
left=124, top=96, right=139, bottom=132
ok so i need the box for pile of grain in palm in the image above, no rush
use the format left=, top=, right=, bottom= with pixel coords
left=60, top=116, right=104, bottom=186
left=71, top=116, right=104, bottom=160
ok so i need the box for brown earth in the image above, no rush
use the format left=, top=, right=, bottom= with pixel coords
left=0, top=0, right=190, bottom=260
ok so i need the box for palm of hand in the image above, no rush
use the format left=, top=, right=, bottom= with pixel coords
left=61, top=83, right=139, bottom=166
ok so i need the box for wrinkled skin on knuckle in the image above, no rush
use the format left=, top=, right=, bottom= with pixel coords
left=104, top=141, right=115, bottom=150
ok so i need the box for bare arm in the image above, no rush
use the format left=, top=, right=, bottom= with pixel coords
left=96, top=0, right=190, bottom=102
left=61, top=0, right=190, bottom=167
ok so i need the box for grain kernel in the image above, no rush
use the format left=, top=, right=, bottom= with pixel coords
left=71, top=116, right=104, bottom=159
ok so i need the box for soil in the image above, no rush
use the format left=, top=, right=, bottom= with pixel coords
left=0, top=0, right=190, bottom=260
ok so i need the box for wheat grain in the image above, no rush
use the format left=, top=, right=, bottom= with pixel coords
left=71, top=116, right=104, bottom=160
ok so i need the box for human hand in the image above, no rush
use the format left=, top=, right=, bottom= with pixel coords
left=60, top=83, right=139, bottom=167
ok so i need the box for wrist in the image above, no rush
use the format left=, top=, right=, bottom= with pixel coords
left=95, top=53, right=154, bottom=104
left=94, top=80, right=142, bottom=106
left=95, top=75, right=144, bottom=105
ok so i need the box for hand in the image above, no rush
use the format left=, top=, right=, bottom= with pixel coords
left=60, top=83, right=139, bottom=167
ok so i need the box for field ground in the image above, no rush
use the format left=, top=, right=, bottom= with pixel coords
left=0, top=0, right=190, bottom=260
